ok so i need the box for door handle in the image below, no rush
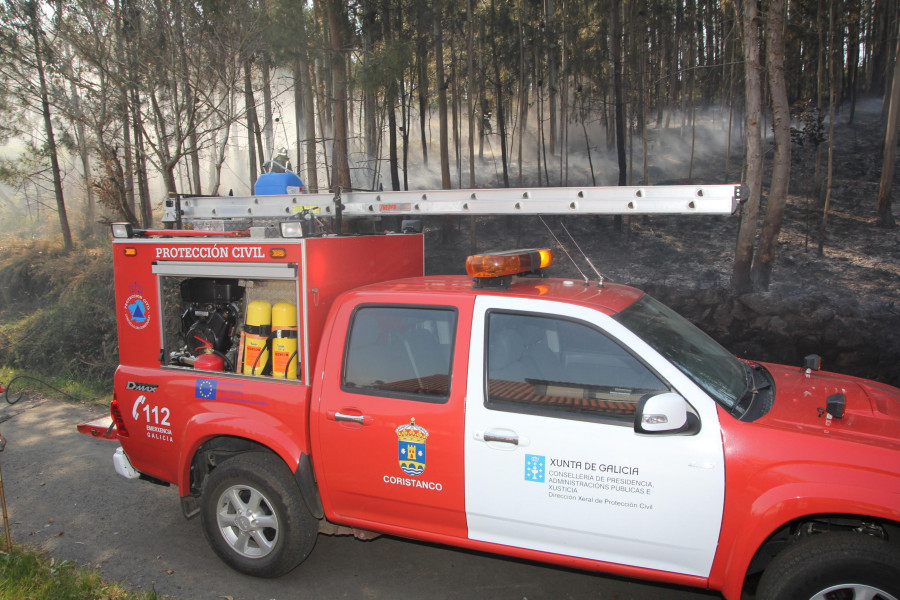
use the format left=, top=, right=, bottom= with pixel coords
left=484, top=431, right=519, bottom=445
left=329, top=411, right=373, bottom=425
left=476, top=428, right=529, bottom=447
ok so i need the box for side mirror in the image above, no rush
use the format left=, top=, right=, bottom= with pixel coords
left=634, top=392, right=691, bottom=434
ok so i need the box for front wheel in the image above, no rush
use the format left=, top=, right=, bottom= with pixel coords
left=757, top=532, right=900, bottom=600
left=200, top=452, right=317, bottom=577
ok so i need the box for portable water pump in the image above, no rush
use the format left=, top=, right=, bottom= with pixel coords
left=179, top=278, right=244, bottom=371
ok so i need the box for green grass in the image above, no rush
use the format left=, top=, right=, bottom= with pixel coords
left=0, top=367, right=111, bottom=406
left=0, top=545, right=164, bottom=600
left=0, top=242, right=118, bottom=387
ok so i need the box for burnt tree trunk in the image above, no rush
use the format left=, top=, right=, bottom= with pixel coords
left=28, top=0, right=72, bottom=250
left=733, top=0, right=764, bottom=294
left=877, top=17, right=900, bottom=227
left=613, top=0, right=627, bottom=187
left=328, top=0, right=352, bottom=189
left=753, top=0, right=792, bottom=289
left=244, top=60, right=258, bottom=188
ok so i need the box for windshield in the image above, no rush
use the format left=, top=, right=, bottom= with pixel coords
left=613, top=295, right=747, bottom=409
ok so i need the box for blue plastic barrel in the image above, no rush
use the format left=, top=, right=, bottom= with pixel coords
left=254, top=172, right=304, bottom=195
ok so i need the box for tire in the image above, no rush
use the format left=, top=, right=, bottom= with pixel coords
left=757, top=532, right=900, bottom=600
left=200, top=452, right=317, bottom=577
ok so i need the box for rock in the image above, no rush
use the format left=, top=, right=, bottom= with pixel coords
left=767, top=316, right=791, bottom=336
left=739, top=292, right=784, bottom=316
left=810, top=307, right=836, bottom=322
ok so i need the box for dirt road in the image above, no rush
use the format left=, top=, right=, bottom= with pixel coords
left=0, top=394, right=719, bottom=600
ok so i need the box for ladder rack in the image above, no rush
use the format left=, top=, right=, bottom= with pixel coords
left=165, top=184, right=740, bottom=224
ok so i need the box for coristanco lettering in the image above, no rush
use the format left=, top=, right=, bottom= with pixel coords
left=383, top=475, right=443, bottom=491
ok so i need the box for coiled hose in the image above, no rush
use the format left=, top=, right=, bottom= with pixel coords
left=2, top=375, right=84, bottom=405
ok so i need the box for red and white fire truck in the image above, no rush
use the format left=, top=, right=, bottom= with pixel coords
left=80, top=184, right=900, bottom=600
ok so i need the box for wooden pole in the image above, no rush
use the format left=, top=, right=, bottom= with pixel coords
left=0, top=447, right=12, bottom=553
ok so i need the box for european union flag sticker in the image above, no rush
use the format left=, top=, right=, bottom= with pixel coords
left=196, top=379, right=217, bottom=399
left=524, top=454, right=545, bottom=483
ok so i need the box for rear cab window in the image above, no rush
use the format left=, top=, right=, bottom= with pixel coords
left=342, top=305, right=458, bottom=402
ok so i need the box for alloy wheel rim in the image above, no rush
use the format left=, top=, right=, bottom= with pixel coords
left=810, top=584, right=899, bottom=600
left=215, top=484, right=280, bottom=558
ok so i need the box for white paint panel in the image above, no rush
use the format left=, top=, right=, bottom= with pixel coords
left=464, top=295, right=725, bottom=576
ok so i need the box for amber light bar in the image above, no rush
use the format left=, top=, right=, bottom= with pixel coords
left=465, top=248, right=553, bottom=278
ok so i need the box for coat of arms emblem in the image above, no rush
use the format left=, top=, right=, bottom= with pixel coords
left=396, top=418, right=429, bottom=476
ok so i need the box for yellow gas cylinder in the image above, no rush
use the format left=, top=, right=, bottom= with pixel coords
left=242, top=300, right=271, bottom=375
left=271, top=302, right=298, bottom=379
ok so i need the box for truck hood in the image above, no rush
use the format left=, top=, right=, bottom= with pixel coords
left=760, top=362, right=900, bottom=448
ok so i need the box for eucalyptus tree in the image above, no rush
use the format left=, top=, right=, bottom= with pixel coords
left=383, top=0, right=415, bottom=191
left=360, top=0, right=379, bottom=183
left=413, top=0, right=429, bottom=166
left=752, top=0, right=791, bottom=288
left=193, top=0, right=260, bottom=194
left=434, top=0, right=450, bottom=189
left=133, top=0, right=202, bottom=197
left=326, top=0, right=353, bottom=189
left=0, top=0, right=74, bottom=250
left=58, top=44, right=99, bottom=237
left=354, top=0, right=414, bottom=190
left=61, top=0, right=148, bottom=225
left=565, top=0, right=608, bottom=185
left=733, top=0, right=792, bottom=292
left=264, top=0, right=320, bottom=190
left=544, top=0, right=558, bottom=156
left=611, top=0, right=626, bottom=188
left=876, top=16, right=900, bottom=227
left=486, top=0, right=519, bottom=186
left=868, top=0, right=898, bottom=96
left=846, top=0, right=862, bottom=123
left=732, top=0, right=763, bottom=294
left=197, top=0, right=276, bottom=193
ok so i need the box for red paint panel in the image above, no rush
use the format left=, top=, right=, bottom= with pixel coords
left=303, top=235, right=423, bottom=370
left=311, top=291, right=472, bottom=540
left=112, top=236, right=421, bottom=494
left=114, top=243, right=161, bottom=368
left=114, top=366, right=313, bottom=492
left=709, top=402, right=900, bottom=600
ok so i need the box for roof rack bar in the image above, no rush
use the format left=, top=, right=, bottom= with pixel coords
left=165, top=185, right=740, bottom=224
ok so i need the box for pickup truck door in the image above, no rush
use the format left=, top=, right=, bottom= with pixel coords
left=464, top=295, right=725, bottom=577
left=314, top=300, right=471, bottom=539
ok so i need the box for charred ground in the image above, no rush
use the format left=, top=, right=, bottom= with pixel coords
left=424, top=105, right=900, bottom=387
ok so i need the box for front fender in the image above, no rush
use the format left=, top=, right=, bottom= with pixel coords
left=710, top=470, right=900, bottom=600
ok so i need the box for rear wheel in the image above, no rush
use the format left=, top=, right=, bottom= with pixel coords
left=757, top=532, right=900, bottom=600
left=200, top=452, right=317, bottom=577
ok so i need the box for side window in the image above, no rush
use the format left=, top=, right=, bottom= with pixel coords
left=486, top=311, right=668, bottom=423
left=343, top=306, right=457, bottom=402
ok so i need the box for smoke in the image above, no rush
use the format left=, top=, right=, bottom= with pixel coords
left=225, top=68, right=744, bottom=194
left=351, top=104, right=743, bottom=191
left=0, top=69, right=747, bottom=241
